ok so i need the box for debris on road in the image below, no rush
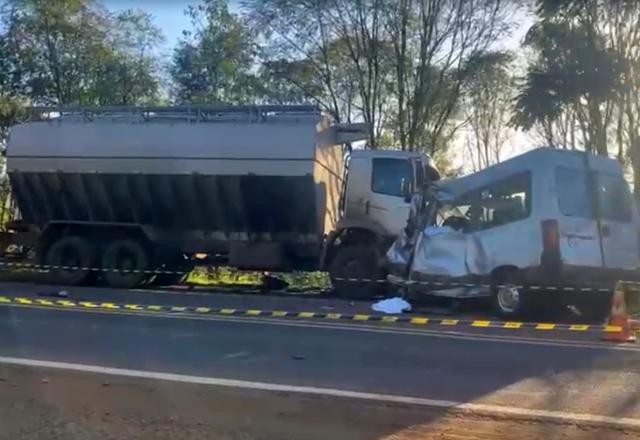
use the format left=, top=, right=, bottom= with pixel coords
left=37, top=290, right=69, bottom=298
left=372, top=297, right=412, bottom=314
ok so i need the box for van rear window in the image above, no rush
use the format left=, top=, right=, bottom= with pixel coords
left=555, top=167, right=632, bottom=222
left=597, top=172, right=632, bottom=222
left=555, top=167, right=593, bottom=218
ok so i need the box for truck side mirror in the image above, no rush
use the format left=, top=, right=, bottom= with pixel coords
left=401, top=178, right=412, bottom=203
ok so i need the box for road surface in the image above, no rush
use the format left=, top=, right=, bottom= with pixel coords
left=0, top=281, right=638, bottom=439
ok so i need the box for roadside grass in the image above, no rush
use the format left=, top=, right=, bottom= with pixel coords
left=187, top=266, right=331, bottom=290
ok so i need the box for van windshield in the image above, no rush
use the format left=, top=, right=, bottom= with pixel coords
left=555, top=167, right=632, bottom=222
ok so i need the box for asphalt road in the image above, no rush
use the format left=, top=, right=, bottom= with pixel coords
left=0, top=281, right=639, bottom=438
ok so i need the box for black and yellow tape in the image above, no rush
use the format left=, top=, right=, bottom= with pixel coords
left=0, top=295, right=623, bottom=333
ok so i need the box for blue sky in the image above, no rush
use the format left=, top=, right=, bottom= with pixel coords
left=104, top=1, right=198, bottom=55
left=103, top=0, right=240, bottom=56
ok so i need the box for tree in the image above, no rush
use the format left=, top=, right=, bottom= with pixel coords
left=171, top=0, right=256, bottom=104
left=599, top=1, right=640, bottom=194
left=256, top=58, right=326, bottom=105
left=246, top=0, right=365, bottom=124
left=1, top=0, right=163, bottom=106
left=513, top=18, right=623, bottom=155
left=247, top=0, right=519, bottom=151
left=92, top=10, right=165, bottom=105
left=383, top=0, right=518, bottom=154
left=462, top=51, right=515, bottom=171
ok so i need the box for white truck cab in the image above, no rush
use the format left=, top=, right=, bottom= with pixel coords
left=343, top=150, right=439, bottom=237
left=327, top=149, right=440, bottom=297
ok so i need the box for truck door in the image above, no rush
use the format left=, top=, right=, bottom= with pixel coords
left=593, top=171, right=639, bottom=270
left=368, top=158, right=414, bottom=236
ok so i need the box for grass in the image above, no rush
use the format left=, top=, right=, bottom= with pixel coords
left=186, top=266, right=331, bottom=291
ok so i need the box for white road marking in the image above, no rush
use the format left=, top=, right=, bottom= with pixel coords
left=7, top=301, right=640, bottom=352
left=224, top=351, right=251, bottom=359
left=0, top=355, right=638, bottom=430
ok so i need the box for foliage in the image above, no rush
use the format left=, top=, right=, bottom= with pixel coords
left=171, top=0, right=256, bottom=104
left=246, top=0, right=518, bottom=152
left=384, top=0, right=517, bottom=153
left=188, top=266, right=330, bottom=291
left=0, top=0, right=164, bottom=106
left=513, top=0, right=640, bottom=196
left=513, top=18, right=623, bottom=154
left=463, top=51, right=515, bottom=171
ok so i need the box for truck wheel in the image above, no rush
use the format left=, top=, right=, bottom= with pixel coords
left=491, top=272, right=531, bottom=319
left=101, top=239, right=150, bottom=289
left=329, top=246, right=382, bottom=299
left=44, top=235, right=95, bottom=285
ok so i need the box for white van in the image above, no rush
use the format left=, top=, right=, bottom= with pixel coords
left=389, top=148, right=640, bottom=317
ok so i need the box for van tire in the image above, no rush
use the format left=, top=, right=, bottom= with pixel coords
left=101, top=238, right=150, bottom=289
left=44, top=235, right=95, bottom=285
left=491, top=271, right=531, bottom=319
left=329, top=245, right=383, bottom=299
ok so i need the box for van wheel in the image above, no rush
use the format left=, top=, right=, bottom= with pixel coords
left=329, top=245, right=383, bottom=299
left=44, top=235, right=95, bottom=285
left=492, top=272, right=530, bottom=319
left=101, top=239, right=150, bottom=289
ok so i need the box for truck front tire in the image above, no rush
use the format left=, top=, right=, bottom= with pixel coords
left=101, top=238, right=150, bottom=289
left=329, top=245, right=383, bottom=299
left=44, top=235, right=95, bottom=285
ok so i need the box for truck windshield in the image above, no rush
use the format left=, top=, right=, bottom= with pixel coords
left=371, top=158, right=413, bottom=197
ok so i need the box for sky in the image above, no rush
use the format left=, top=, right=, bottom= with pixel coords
left=104, top=0, right=195, bottom=56
left=103, top=0, right=241, bottom=57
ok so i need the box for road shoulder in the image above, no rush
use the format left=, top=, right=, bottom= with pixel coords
left=0, top=364, right=636, bottom=440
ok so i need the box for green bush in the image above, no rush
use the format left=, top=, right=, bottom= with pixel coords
left=187, top=266, right=330, bottom=290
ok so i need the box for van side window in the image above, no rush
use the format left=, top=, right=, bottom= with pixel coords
left=556, top=167, right=632, bottom=222
left=371, top=158, right=413, bottom=197
left=555, top=167, right=593, bottom=218
left=597, top=173, right=632, bottom=223
left=472, top=172, right=531, bottom=231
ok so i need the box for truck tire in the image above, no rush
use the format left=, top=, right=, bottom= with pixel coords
left=101, top=238, right=150, bottom=289
left=329, top=245, right=383, bottom=299
left=44, top=235, right=95, bottom=286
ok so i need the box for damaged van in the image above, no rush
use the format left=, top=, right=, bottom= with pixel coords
left=388, top=148, right=640, bottom=318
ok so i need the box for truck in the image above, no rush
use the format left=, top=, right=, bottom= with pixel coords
left=2, top=105, right=439, bottom=296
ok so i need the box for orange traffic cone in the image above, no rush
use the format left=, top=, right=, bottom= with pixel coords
left=602, top=283, right=636, bottom=343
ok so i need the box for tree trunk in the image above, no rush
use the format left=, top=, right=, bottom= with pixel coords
left=631, top=139, right=640, bottom=201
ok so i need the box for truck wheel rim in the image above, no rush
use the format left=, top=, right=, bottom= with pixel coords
left=497, top=286, right=520, bottom=313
